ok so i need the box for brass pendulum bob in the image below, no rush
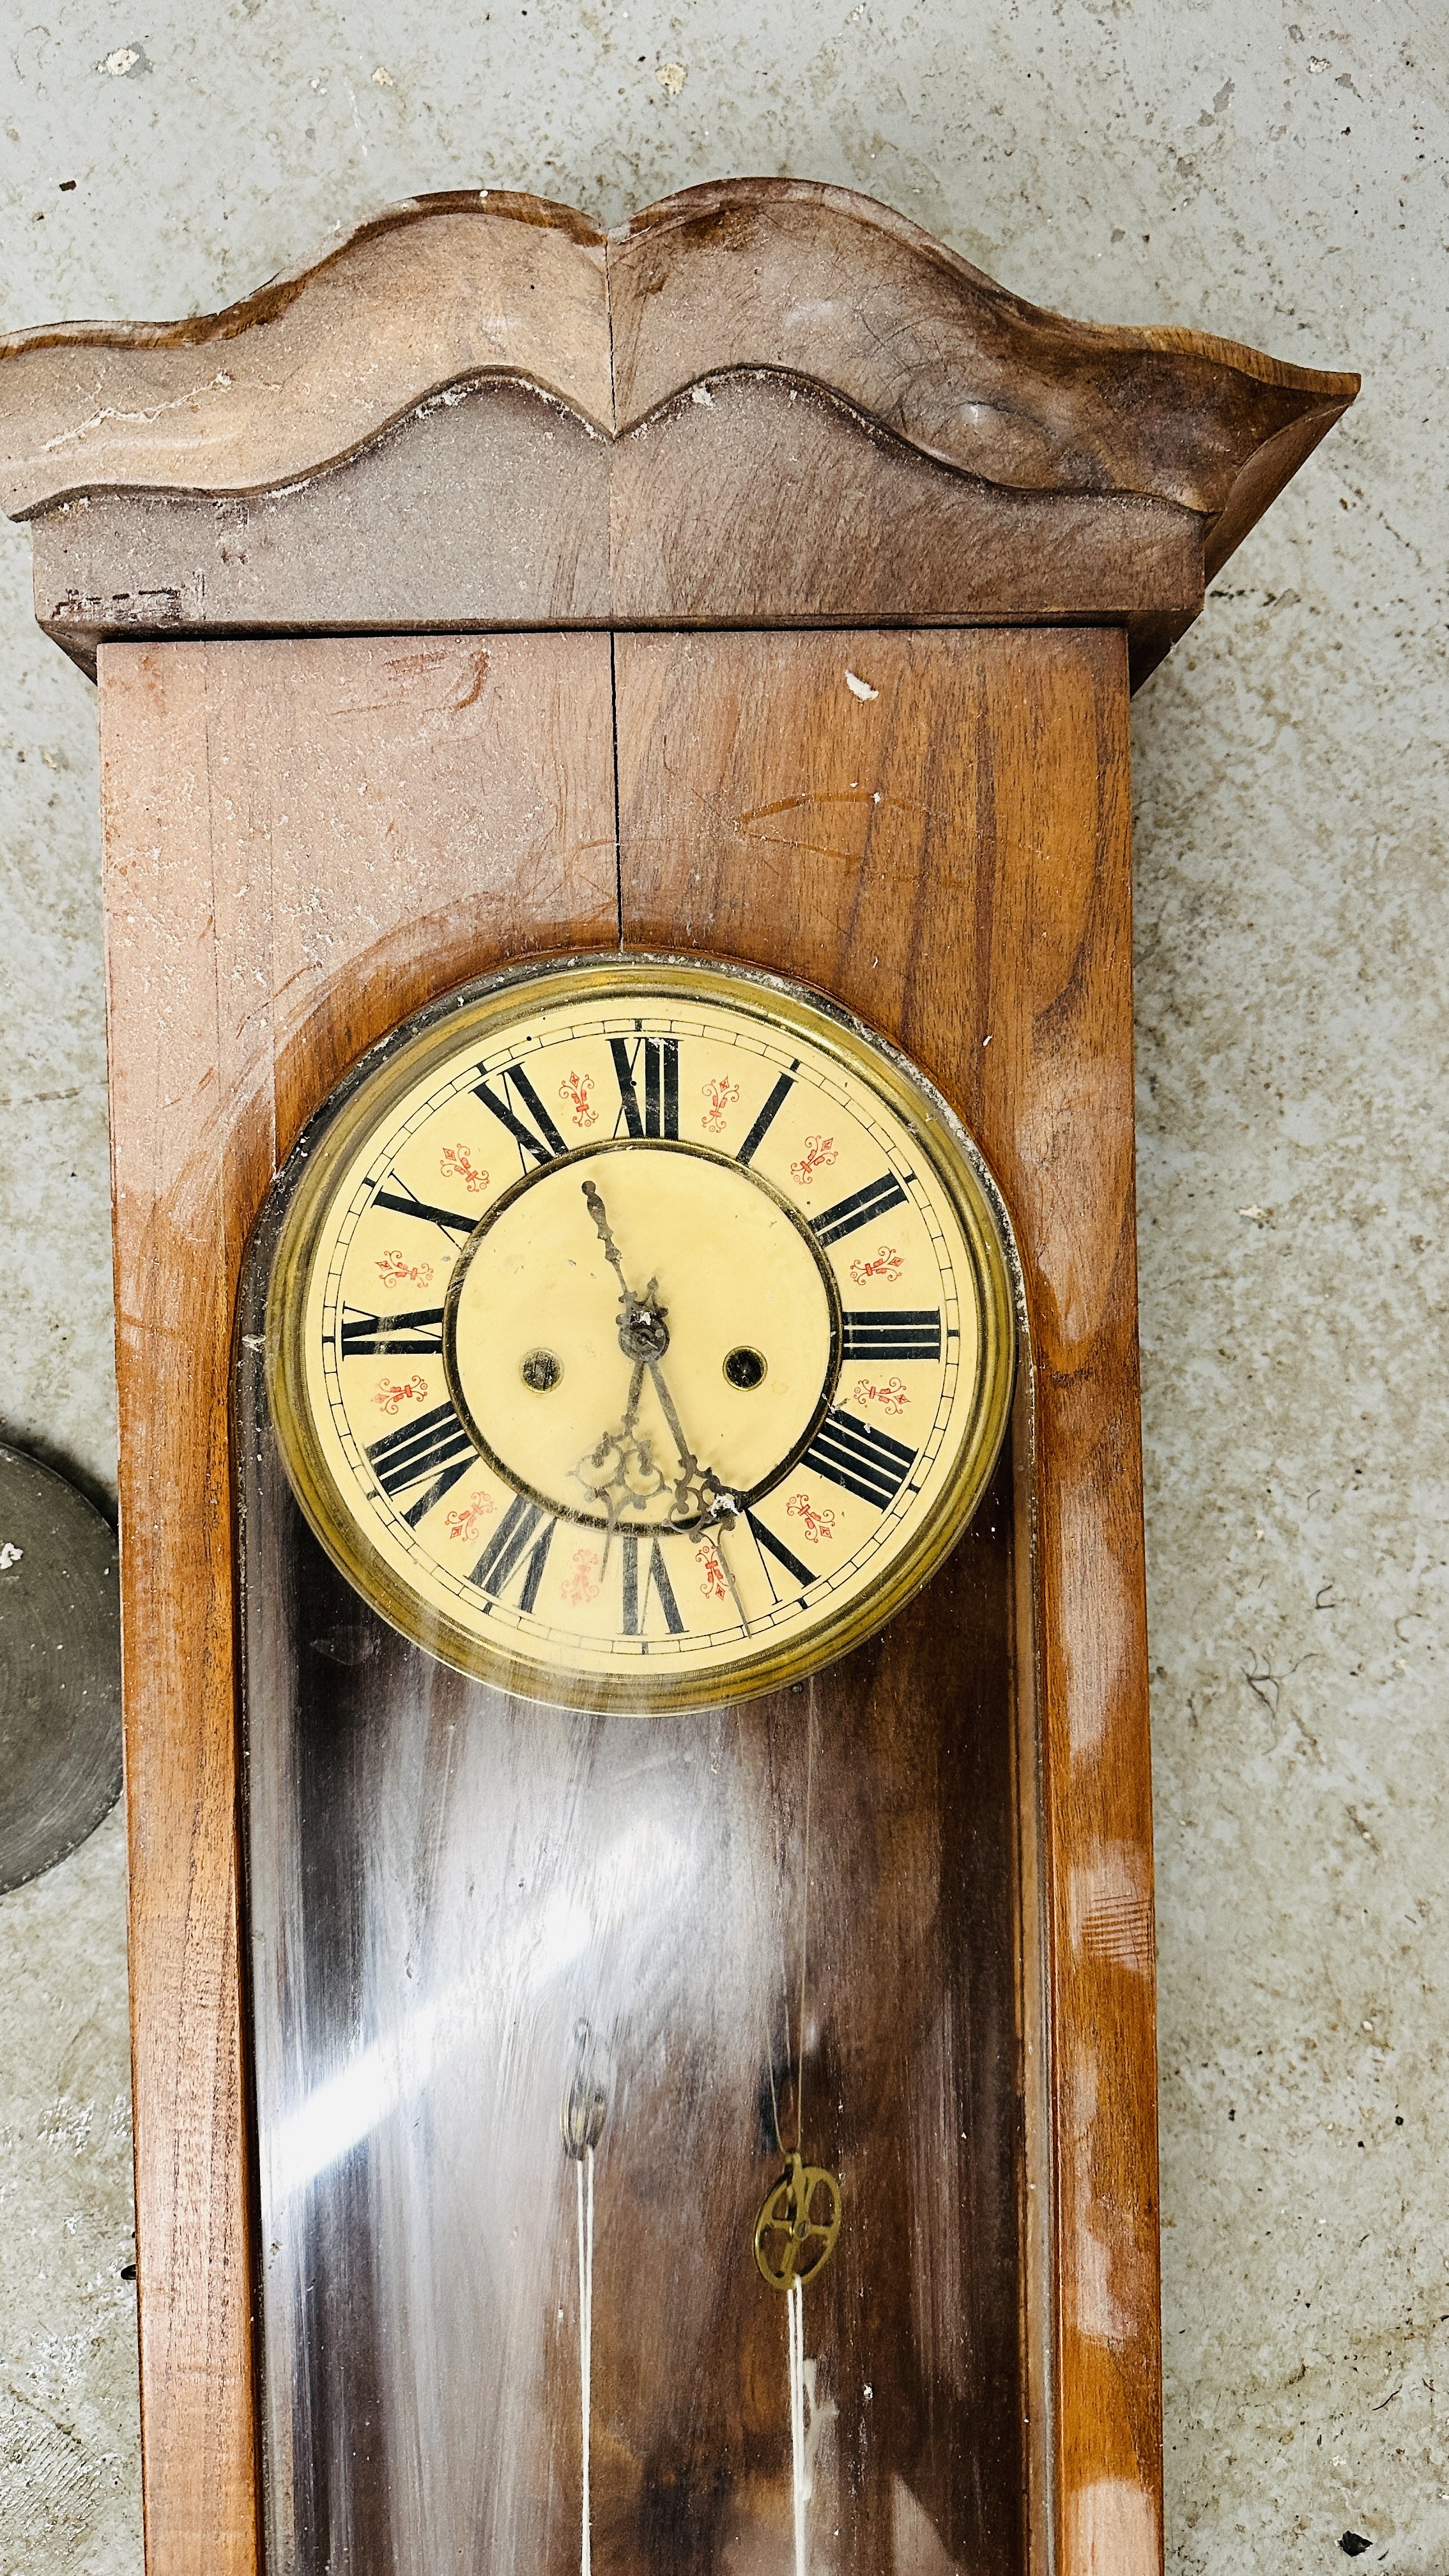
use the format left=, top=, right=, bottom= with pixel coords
left=752, top=2152, right=843, bottom=2291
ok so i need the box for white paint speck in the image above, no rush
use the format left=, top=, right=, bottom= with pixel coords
left=0, top=1542, right=23, bottom=1570
left=691, top=383, right=714, bottom=407
left=371, top=65, right=394, bottom=86
left=845, top=670, right=878, bottom=700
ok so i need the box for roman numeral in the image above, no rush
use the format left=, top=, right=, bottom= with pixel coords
left=621, top=1532, right=685, bottom=1636
left=372, top=1177, right=477, bottom=1242
left=840, top=1309, right=942, bottom=1361
left=470, top=1494, right=556, bottom=1612
left=735, top=1072, right=794, bottom=1167
left=610, top=1036, right=680, bottom=1138
left=340, top=1304, right=446, bottom=1358
left=802, top=1407, right=916, bottom=1510
left=473, top=1063, right=568, bottom=1169
left=744, top=1508, right=814, bottom=1601
left=365, top=1399, right=474, bottom=1525
left=811, top=1172, right=908, bottom=1245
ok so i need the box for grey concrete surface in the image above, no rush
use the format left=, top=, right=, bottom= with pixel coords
left=0, top=3, right=1442, bottom=2567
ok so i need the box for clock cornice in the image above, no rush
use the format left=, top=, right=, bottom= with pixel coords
left=0, top=177, right=1358, bottom=684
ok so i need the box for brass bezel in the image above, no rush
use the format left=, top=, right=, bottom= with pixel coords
left=263, top=952, right=1020, bottom=1715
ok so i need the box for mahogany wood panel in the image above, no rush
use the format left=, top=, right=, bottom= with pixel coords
left=32, top=381, right=614, bottom=675
left=615, top=626, right=1162, bottom=2573
left=100, top=632, right=618, bottom=2575
left=606, top=374, right=1199, bottom=636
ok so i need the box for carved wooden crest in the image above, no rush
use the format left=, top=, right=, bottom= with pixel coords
left=0, top=180, right=1355, bottom=683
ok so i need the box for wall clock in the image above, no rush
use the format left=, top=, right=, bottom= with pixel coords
left=0, top=179, right=1355, bottom=2575
left=261, top=953, right=1016, bottom=1711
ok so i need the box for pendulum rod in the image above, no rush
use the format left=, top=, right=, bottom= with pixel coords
left=562, top=2020, right=608, bottom=2576
left=749, top=1686, right=842, bottom=2576
left=790, top=1696, right=815, bottom=2576
left=796, top=1692, right=815, bottom=2158
left=576, top=2143, right=595, bottom=2576
left=789, top=2271, right=807, bottom=2576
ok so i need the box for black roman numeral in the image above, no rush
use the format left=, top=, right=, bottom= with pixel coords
left=365, top=1399, right=475, bottom=1526
left=470, top=1494, right=556, bottom=1612
left=372, top=1176, right=478, bottom=1241
left=735, top=1072, right=794, bottom=1167
left=840, top=1309, right=942, bottom=1361
left=621, top=1532, right=685, bottom=1636
left=802, top=1407, right=916, bottom=1510
left=610, top=1036, right=680, bottom=1138
left=811, top=1172, right=908, bottom=1245
left=473, top=1063, right=568, bottom=1169
left=340, top=1304, right=446, bottom=1358
left=744, top=1508, right=815, bottom=1601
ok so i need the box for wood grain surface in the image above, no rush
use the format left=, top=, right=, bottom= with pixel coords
left=2, top=194, right=610, bottom=508
left=99, top=633, right=618, bottom=2576
left=615, top=625, right=1162, bottom=2570
left=609, top=179, right=1355, bottom=518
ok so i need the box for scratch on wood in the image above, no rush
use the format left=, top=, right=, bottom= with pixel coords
left=454, top=649, right=490, bottom=710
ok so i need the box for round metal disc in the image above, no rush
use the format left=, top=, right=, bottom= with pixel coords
left=0, top=1443, right=121, bottom=1894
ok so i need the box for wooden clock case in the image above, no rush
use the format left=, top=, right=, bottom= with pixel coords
left=0, top=180, right=1356, bottom=2575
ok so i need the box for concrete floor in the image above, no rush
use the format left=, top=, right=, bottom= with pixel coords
left=0, top=3, right=1443, bottom=2567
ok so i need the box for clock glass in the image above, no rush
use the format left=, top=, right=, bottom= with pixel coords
left=264, top=954, right=1016, bottom=1712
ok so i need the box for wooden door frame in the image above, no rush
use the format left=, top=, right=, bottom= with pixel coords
left=103, top=619, right=1154, bottom=2573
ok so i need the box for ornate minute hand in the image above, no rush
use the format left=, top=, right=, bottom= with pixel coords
left=581, top=1178, right=669, bottom=1361
left=580, top=1179, right=748, bottom=1619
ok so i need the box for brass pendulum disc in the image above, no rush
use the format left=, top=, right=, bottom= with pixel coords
left=0, top=1443, right=122, bottom=1894
left=752, top=2151, right=843, bottom=2292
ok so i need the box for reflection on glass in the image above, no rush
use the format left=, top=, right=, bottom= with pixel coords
left=241, top=1317, right=1025, bottom=2575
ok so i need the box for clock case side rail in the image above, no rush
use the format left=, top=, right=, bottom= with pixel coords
left=1011, top=1332, right=1059, bottom=2575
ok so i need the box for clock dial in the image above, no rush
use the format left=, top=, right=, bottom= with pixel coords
left=264, top=955, right=1016, bottom=1710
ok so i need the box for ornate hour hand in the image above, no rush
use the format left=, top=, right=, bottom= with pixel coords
left=581, top=1178, right=709, bottom=1503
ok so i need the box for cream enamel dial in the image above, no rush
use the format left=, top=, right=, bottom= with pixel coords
left=264, top=956, right=1016, bottom=1712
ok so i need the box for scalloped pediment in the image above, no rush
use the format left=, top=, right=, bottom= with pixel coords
left=0, top=179, right=1356, bottom=684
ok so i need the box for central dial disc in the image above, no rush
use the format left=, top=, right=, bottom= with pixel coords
left=445, top=1140, right=839, bottom=1531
